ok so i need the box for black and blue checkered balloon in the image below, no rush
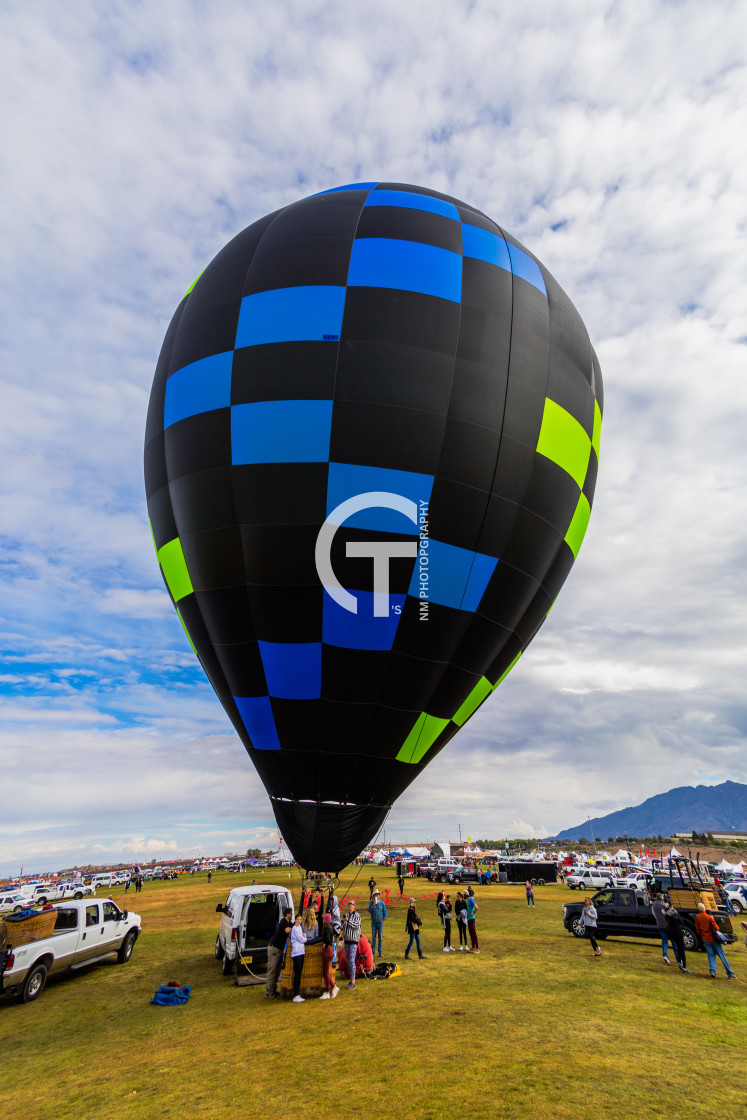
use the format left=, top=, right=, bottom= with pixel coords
left=145, top=182, right=603, bottom=870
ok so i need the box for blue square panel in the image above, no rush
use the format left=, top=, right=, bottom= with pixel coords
left=461, top=225, right=511, bottom=273
left=232, top=399, right=333, bottom=464
left=365, top=190, right=460, bottom=222
left=164, top=352, right=233, bottom=430
left=258, top=641, right=322, bottom=700
left=234, top=695, right=281, bottom=750
left=347, top=239, right=462, bottom=303
left=323, top=589, right=405, bottom=651
left=316, top=182, right=378, bottom=194
left=326, top=462, right=433, bottom=535
left=507, top=243, right=546, bottom=295
left=407, top=538, right=497, bottom=612
left=235, top=286, right=346, bottom=347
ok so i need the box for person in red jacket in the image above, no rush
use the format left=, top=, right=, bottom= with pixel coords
left=694, top=903, right=736, bottom=979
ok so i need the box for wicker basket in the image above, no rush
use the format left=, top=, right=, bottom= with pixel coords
left=1, top=910, right=58, bottom=949
left=280, top=941, right=329, bottom=999
left=668, top=887, right=718, bottom=912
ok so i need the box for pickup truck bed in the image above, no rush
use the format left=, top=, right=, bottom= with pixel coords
left=562, top=887, right=736, bottom=952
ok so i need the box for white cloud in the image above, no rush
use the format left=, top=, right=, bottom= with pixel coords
left=1, top=0, right=746, bottom=875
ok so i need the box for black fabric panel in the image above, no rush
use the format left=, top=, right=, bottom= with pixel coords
left=192, top=587, right=255, bottom=645
left=477, top=493, right=521, bottom=559
left=144, top=432, right=168, bottom=498
left=489, top=436, right=536, bottom=504
left=269, top=798, right=389, bottom=872
left=365, top=706, right=423, bottom=756
left=188, top=212, right=280, bottom=316
left=456, top=206, right=498, bottom=232
left=213, top=640, right=266, bottom=697
left=537, top=540, right=576, bottom=604
left=451, top=615, right=513, bottom=676
left=379, top=653, right=447, bottom=711
left=374, top=182, right=461, bottom=205
left=341, top=287, right=461, bottom=354
left=427, top=477, right=490, bottom=553
left=486, top=634, right=524, bottom=687
left=163, top=409, right=231, bottom=481
left=180, top=525, right=246, bottom=592
left=231, top=342, right=337, bottom=404
left=147, top=483, right=177, bottom=550
left=513, top=584, right=553, bottom=645
left=270, top=699, right=320, bottom=752
left=241, top=524, right=320, bottom=586
left=425, top=663, right=481, bottom=720
left=145, top=299, right=186, bottom=445
left=329, top=400, right=446, bottom=475
left=169, top=468, right=237, bottom=536
left=233, top=463, right=328, bottom=526
left=448, top=357, right=508, bottom=431
left=392, top=598, right=471, bottom=661
left=247, top=191, right=369, bottom=255
left=477, top=563, right=541, bottom=632
left=437, top=417, right=499, bottom=491
left=334, top=340, right=454, bottom=414
left=500, top=280, right=551, bottom=447
left=355, top=206, right=462, bottom=253
left=321, top=646, right=389, bottom=704
left=194, top=641, right=232, bottom=699
left=456, top=303, right=512, bottom=369
left=247, top=584, right=322, bottom=642
left=500, top=508, right=564, bottom=584
left=319, top=700, right=375, bottom=755
left=521, top=455, right=581, bottom=537
left=243, top=235, right=353, bottom=295
left=176, top=593, right=213, bottom=651
left=168, top=300, right=241, bottom=375
left=544, top=269, right=594, bottom=389
left=461, top=255, right=513, bottom=316
left=582, top=449, right=598, bottom=505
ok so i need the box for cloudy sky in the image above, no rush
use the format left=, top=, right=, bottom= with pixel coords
left=1, top=1, right=746, bottom=876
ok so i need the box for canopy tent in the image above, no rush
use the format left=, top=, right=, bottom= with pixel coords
left=431, top=842, right=451, bottom=859
left=669, top=847, right=682, bottom=857
left=372, top=850, right=388, bottom=864
left=715, top=859, right=734, bottom=872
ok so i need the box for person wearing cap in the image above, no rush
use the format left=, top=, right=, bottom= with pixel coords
left=319, top=913, right=339, bottom=999
left=265, top=906, right=293, bottom=999
left=368, top=888, right=388, bottom=957
left=341, top=901, right=362, bottom=990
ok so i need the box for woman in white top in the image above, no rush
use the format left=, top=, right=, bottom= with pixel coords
left=291, top=914, right=307, bottom=1002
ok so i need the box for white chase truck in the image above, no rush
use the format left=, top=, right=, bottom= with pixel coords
left=0, top=898, right=142, bottom=1003
left=26, top=882, right=95, bottom=906
left=215, top=884, right=294, bottom=977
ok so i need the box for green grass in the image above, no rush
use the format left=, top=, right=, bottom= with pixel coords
left=2, top=867, right=745, bottom=1120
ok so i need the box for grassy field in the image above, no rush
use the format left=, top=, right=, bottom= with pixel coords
left=2, top=866, right=746, bottom=1120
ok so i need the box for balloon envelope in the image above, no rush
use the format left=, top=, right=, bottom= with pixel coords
left=145, top=182, right=603, bottom=870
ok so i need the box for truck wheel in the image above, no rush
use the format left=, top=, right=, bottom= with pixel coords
left=13, top=904, right=23, bottom=913
left=214, top=936, right=225, bottom=960
left=681, top=926, right=699, bottom=952
left=222, top=954, right=234, bottom=976
left=730, top=900, right=744, bottom=915
left=38, top=897, right=47, bottom=906
left=570, top=917, right=586, bottom=939
left=531, top=878, right=537, bottom=886
left=74, top=891, right=83, bottom=900
left=20, top=963, right=47, bottom=1003
left=117, top=930, right=137, bottom=964
left=538, top=879, right=545, bottom=887
left=569, top=884, right=576, bottom=890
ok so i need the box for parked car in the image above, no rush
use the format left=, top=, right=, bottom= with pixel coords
left=0, top=893, right=31, bottom=915
left=1, top=898, right=142, bottom=1003
left=566, top=868, right=614, bottom=891
left=215, top=884, right=294, bottom=977
left=724, top=882, right=747, bottom=915
left=562, top=887, right=736, bottom=951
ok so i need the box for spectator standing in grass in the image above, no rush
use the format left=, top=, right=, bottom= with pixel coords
left=525, top=880, right=535, bottom=909
left=342, top=901, right=362, bottom=990
left=652, top=892, right=678, bottom=966
left=398, top=872, right=405, bottom=897
left=368, top=888, right=387, bottom=957
left=368, top=876, right=377, bottom=899
left=455, top=891, right=469, bottom=950
left=207, top=871, right=212, bottom=884
left=438, top=892, right=453, bottom=951
left=266, top=906, right=293, bottom=999
left=582, top=897, right=601, bottom=956
left=405, top=897, right=426, bottom=959
left=319, top=913, right=339, bottom=1000
left=291, top=913, right=307, bottom=1003
left=695, top=903, right=736, bottom=979
left=466, top=891, right=479, bottom=952
left=664, top=904, right=690, bottom=974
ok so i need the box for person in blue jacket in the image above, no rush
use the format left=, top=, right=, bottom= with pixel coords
left=368, top=889, right=387, bottom=957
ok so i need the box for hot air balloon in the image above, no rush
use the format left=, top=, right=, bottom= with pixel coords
left=145, top=182, right=603, bottom=872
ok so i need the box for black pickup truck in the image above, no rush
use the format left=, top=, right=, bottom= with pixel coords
left=562, top=887, right=736, bottom=951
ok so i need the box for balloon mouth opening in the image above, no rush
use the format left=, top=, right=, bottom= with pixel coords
left=269, top=798, right=390, bottom=873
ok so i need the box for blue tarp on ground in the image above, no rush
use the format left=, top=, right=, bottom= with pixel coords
left=150, top=984, right=192, bottom=1005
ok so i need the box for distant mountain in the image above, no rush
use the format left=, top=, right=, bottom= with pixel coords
left=546, top=780, right=747, bottom=843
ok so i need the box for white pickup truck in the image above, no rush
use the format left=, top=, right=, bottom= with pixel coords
left=26, top=882, right=95, bottom=906
left=0, top=898, right=141, bottom=1003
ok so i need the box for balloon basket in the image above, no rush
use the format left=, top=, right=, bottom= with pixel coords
left=0, top=910, right=58, bottom=950
left=280, top=941, right=327, bottom=999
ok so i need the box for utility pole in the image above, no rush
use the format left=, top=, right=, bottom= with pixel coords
left=458, top=823, right=462, bottom=845
left=588, top=816, right=598, bottom=857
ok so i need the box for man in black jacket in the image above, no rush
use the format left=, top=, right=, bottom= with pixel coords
left=265, top=907, right=293, bottom=998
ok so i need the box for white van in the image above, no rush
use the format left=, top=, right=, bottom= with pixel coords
left=567, top=867, right=614, bottom=891
left=214, top=884, right=294, bottom=977
left=89, top=873, right=115, bottom=889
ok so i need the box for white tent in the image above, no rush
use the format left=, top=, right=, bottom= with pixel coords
left=431, top=842, right=451, bottom=859
left=669, top=847, right=682, bottom=857
left=715, top=859, right=734, bottom=872
left=372, top=850, right=388, bottom=864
